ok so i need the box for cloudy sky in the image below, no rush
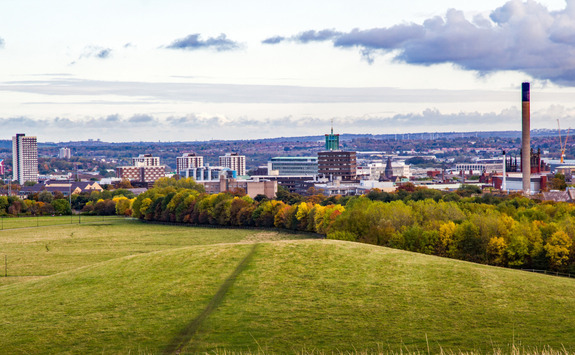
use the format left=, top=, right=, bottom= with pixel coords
left=1, top=0, right=575, bottom=142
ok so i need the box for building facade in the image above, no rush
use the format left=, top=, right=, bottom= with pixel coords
left=0, top=159, right=4, bottom=177
left=268, top=157, right=318, bottom=176
left=318, top=151, right=357, bottom=181
left=176, top=153, right=204, bottom=175
left=116, top=154, right=165, bottom=183
left=58, top=147, right=71, bottom=159
left=219, top=153, right=246, bottom=176
left=132, top=154, right=161, bottom=167
left=199, top=176, right=277, bottom=199
left=182, top=166, right=235, bottom=181
left=12, top=133, right=38, bottom=185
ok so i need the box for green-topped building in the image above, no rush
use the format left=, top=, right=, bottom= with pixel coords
left=318, top=123, right=357, bottom=181
left=325, top=126, right=340, bottom=151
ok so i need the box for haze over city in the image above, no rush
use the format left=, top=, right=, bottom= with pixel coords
left=2, top=0, right=575, bottom=141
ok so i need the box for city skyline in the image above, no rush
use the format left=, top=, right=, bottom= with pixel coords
left=2, top=0, right=575, bottom=142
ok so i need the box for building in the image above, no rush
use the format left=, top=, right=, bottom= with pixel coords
left=455, top=158, right=504, bottom=175
left=116, top=154, right=166, bottom=184
left=219, top=153, right=246, bottom=176
left=0, top=159, right=4, bottom=177
left=325, top=126, right=339, bottom=151
left=176, top=153, right=204, bottom=175
left=12, top=133, right=38, bottom=185
left=182, top=166, right=235, bottom=181
left=368, top=161, right=412, bottom=180
left=199, top=175, right=277, bottom=199
left=58, top=147, right=71, bottom=159
left=19, top=180, right=103, bottom=197
left=267, top=157, right=318, bottom=176
left=318, top=151, right=357, bottom=181
left=132, top=154, right=160, bottom=167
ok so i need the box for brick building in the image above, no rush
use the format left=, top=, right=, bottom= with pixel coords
left=318, top=151, right=357, bottom=181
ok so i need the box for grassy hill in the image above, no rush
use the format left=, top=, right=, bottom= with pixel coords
left=1, top=220, right=575, bottom=353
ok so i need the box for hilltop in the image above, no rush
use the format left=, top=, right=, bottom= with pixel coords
left=1, top=221, right=574, bottom=353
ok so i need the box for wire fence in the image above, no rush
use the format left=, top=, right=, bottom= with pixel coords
left=520, top=268, right=575, bottom=279
left=0, top=215, right=126, bottom=230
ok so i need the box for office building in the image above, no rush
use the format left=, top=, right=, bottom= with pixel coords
left=0, top=159, right=4, bottom=177
left=176, top=153, right=204, bottom=175
left=318, top=151, right=357, bottom=181
left=268, top=157, right=318, bottom=176
left=58, top=147, right=71, bottom=159
left=219, top=153, right=246, bottom=176
left=12, top=133, right=38, bottom=185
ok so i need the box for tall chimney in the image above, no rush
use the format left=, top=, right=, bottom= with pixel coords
left=522, top=82, right=531, bottom=194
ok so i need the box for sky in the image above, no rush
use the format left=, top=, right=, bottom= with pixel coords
left=1, top=0, right=575, bottom=142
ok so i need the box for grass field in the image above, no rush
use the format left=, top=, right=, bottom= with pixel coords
left=1, top=218, right=575, bottom=354
left=0, top=214, right=123, bottom=230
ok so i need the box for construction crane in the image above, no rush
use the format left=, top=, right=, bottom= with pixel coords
left=558, top=119, right=570, bottom=163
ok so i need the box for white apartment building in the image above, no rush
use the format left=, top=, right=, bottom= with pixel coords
left=176, top=153, right=204, bottom=175
left=12, top=133, right=38, bottom=185
left=219, top=153, right=246, bottom=176
left=58, top=147, right=71, bottom=159
left=132, top=154, right=160, bottom=167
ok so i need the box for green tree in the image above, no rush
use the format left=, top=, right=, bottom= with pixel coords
left=52, top=199, right=72, bottom=215
left=548, top=173, right=567, bottom=191
left=38, top=191, right=54, bottom=204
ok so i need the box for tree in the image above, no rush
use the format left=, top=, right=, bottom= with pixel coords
left=38, top=190, right=54, bottom=204
left=52, top=199, right=72, bottom=215
left=118, top=179, right=133, bottom=189
left=548, top=173, right=567, bottom=191
left=544, top=230, right=573, bottom=270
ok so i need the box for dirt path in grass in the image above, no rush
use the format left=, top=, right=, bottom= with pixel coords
left=163, top=243, right=259, bottom=354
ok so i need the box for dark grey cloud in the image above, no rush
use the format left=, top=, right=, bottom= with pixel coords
left=166, top=33, right=239, bottom=51
left=269, top=1, right=575, bottom=86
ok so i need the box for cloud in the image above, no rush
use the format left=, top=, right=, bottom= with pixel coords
left=78, top=46, right=112, bottom=60
left=261, top=36, right=285, bottom=44
left=262, top=30, right=341, bottom=45
left=294, top=29, right=341, bottom=43
left=0, top=78, right=525, bottom=104
left=166, top=33, right=239, bottom=51
left=271, top=1, right=575, bottom=86
left=0, top=37, right=4, bottom=48
left=1, top=104, right=573, bottom=142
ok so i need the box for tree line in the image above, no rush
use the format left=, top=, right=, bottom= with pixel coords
left=133, top=179, right=575, bottom=273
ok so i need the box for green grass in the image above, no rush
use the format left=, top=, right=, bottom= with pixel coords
left=1, top=219, right=575, bottom=353
left=0, top=214, right=122, bottom=230
left=0, top=218, right=307, bottom=285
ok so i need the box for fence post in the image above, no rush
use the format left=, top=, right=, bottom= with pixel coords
left=4, top=254, right=7, bottom=277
